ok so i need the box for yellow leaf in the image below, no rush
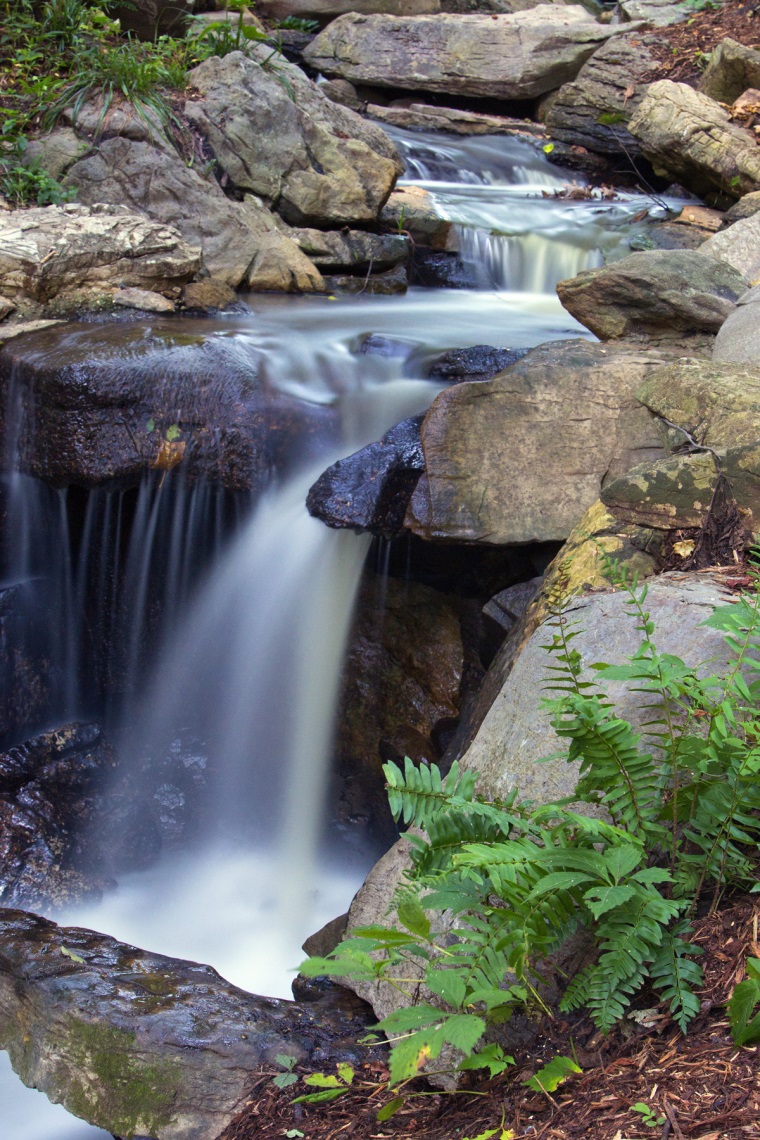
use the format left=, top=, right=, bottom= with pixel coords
left=60, top=946, right=85, bottom=964
left=672, top=539, right=695, bottom=559
left=153, top=439, right=186, bottom=472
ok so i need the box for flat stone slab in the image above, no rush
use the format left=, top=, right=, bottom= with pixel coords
left=304, top=7, right=621, bottom=100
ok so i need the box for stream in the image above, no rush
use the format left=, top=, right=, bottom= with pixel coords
left=1, top=127, right=676, bottom=1139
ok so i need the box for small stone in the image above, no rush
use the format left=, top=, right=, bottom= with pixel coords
left=181, top=278, right=237, bottom=311
left=113, top=287, right=176, bottom=313
left=0, top=295, right=16, bottom=321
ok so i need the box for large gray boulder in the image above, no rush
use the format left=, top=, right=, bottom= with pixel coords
left=701, top=212, right=760, bottom=283
left=403, top=339, right=669, bottom=545
left=714, top=284, right=760, bottom=362
left=0, top=909, right=378, bottom=1140
left=303, top=8, right=621, bottom=100
left=345, top=572, right=734, bottom=1018
left=64, top=139, right=324, bottom=291
left=628, top=81, right=760, bottom=200
left=0, top=204, right=199, bottom=306
left=557, top=250, right=747, bottom=341
left=545, top=32, right=659, bottom=156
left=699, top=37, right=760, bottom=104
left=184, top=50, right=401, bottom=227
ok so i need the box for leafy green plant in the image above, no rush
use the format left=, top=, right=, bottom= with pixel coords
left=275, top=15, right=320, bottom=33
left=631, top=1102, right=666, bottom=1128
left=292, top=1062, right=355, bottom=1105
left=523, top=1055, right=581, bottom=1095
left=301, top=560, right=760, bottom=1079
left=272, top=1053, right=298, bottom=1090
left=0, top=130, right=76, bottom=205
left=728, top=956, right=760, bottom=1045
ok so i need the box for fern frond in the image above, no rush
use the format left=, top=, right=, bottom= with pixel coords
left=649, top=925, right=703, bottom=1032
left=384, top=757, right=476, bottom=828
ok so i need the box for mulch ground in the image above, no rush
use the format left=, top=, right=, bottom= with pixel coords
left=220, top=896, right=760, bottom=1140
left=646, top=0, right=760, bottom=86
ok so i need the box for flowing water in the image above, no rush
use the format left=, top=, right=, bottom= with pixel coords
left=1, top=127, right=676, bottom=1138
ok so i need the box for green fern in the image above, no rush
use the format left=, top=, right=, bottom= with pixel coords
left=300, top=561, right=760, bottom=1079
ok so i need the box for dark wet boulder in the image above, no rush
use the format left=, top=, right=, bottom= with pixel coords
left=336, top=573, right=463, bottom=841
left=428, top=344, right=528, bottom=383
left=0, top=723, right=115, bottom=908
left=410, top=248, right=477, bottom=289
left=0, top=908, right=382, bottom=1140
left=307, top=414, right=424, bottom=536
left=0, top=320, right=337, bottom=492
left=0, top=582, right=53, bottom=745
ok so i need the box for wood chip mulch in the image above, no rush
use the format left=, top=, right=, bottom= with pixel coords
left=219, top=896, right=760, bottom=1140
left=645, top=0, right=760, bottom=87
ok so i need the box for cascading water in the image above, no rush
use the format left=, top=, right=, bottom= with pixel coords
left=385, top=127, right=680, bottom=292
left=2, top=125, right=675, bottom=1139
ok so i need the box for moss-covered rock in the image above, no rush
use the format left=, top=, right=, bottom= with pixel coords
left=637, top=358, right=760, bottom=449
left=0, top=909, right=381, bottom=1140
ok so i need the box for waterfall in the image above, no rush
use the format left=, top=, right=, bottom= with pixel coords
left=0, top=124, right=677, bottom=1140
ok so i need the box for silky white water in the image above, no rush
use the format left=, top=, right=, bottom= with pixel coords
left=2, top=127, right=676, bottom=1138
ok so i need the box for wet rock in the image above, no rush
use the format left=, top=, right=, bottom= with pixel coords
left=323, top=263, right=408, bottom=293
left=0, top=723, right=115, bottom=907
left=482, top=575, right=542, bottom=656
left=701, top=212, right=760, bottom=281
left=380, top=185, right=454, bottom=249
left=545, top=32, right=659, bottom=156
left=304, top=8, right=621, bottom=101
left=291, top=227, right=409, bottom=272
left=0, top=204, right=199, bottom=307
left=557, top=250, right=747, bottom=341
left=0, top=908, right=381, bottom=1140
left=65, top=139, right=323, bottom=292
left=0, top=320, right=337, bottom=492
left=630, top=221, right=717, bottom=252
left=409, top=248, right=476, bottom=289
left=428, top=344, right=528, bottom=383
left=628, top=81, right=760, bottom=200
left=0, top=296, right=14, bottom=322
left=405, top=339, right=669, bottom=545
left=714, top=283, right=760, bottom=362
left=0, top=583, right=51, bottom=743
left=184, top=49, right=402, bottom=227
left=180, top=279, right=238, bottom=313
left=699, top=37, right=760, bottom=104
left=336, top=573, right=463, bottom=836
left=307, top=414, right=424, bottom=535
left=113, top=288, right=176, bottom=314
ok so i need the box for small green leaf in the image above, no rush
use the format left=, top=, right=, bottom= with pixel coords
left=523, top=1055, right=581, bottom=1094
left=285, top=1131, right=305, bottom=1138
left=542, top=142, right=554, bottom=154
left=146, top=418, right=155, bottom=433
left=397, top=897, right=431, bottom=939
left=165, top=422, right=182, bottom=442
left=303, top=1073, right=341, bottom=1088
left=336, top=1062, right=354, bottom=1086
left=272, top=1072, right=298, bottom=1089
left=275, top=1053, right=296, bottom=1070
left=377, top=1096, right=405, bottom=1122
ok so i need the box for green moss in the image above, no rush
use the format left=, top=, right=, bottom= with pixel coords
left=596, top=111, right=628, bottom=126
left=63, top=1018, right=182, bottom=1138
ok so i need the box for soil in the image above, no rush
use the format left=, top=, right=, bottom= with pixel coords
left=220, top=897, right=760, bottom=1140
left=647, top=0, right=760, bottom=86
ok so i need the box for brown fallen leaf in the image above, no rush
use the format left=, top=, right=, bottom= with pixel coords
left=153, top=438, right=186, bottom=472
